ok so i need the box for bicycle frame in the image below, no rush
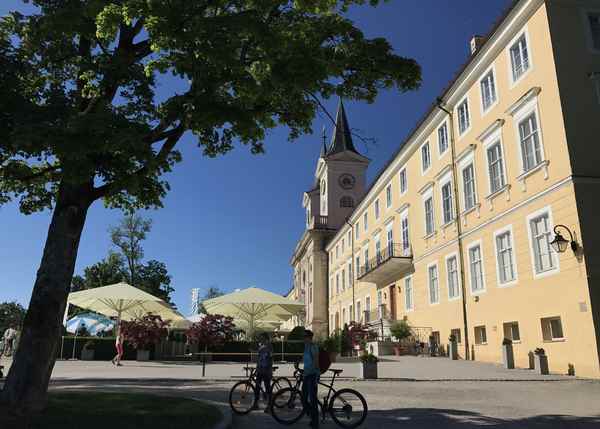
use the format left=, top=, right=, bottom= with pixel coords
left=289, top=364, right=342, bottom=421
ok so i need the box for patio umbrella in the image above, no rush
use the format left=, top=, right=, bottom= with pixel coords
left=202, top=287, right=303, bottom=336
left=67, top=282, right=188, bottom=326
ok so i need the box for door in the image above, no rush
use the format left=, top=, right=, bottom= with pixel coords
left=389, top=285, right=396, bottom=320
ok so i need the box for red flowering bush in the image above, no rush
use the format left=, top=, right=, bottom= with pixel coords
left=349, top=322, right=377, bottom=349
left=185, top=314, right=235, bottom=349
left=120, top=314, right=169, bottom=350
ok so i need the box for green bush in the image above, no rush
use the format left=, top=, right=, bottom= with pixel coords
left=288, top=326, right=305, bottom=341
left=320, top=331, right=341, bottom=353
left=390, top=320, right=412, bottom=341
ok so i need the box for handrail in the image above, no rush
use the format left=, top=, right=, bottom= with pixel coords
left=358, top=243, right=411, bottom=278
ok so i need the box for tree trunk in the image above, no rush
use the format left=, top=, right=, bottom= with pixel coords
left=1, top=181, right=93, bottom=415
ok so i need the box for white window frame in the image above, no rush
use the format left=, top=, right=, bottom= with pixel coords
left=427, top=261, right=440, bottom=305
left=341, top=268, right=346, bottom=291
left=355, top=254, right=360, bottom=279
left=459, top=152, right=478, bottom=213
left=363, top=212, right=368, bottom=232
left=421, top=141, right=431, bottom=174
left=526, top=206, right=559, bottom=279
left=485, top=139, right=507, bottom=196
left=335, top=273, right=340, bottom=295
left=479, top=65, right=498, bottom=114
left=375, top=235, right=382, bottom=263
left=347, top=261, right=352, bottom=287
left=355, top=221, right=360, bottom=240
left=386, top=222, right=394, bottom=254
left=509, top=91, right=547, bottom=178
left=400, top=208, right=410, bottom=256
left=582, top=9, right=600, bottom=54
left=445, top=252, right=461, bottom=300
left=423, top=191, right=435, bottom=237
left=541, top=316, right=565, bottom=342
left=364, top=295, right=371, bottom=322
left=456, top=96, right=471, bottom=137
left=341, top=238, right=345, bottom=254
left=507, top=28, right=533, bottom=86
left=439, top=172, right=454, bottom=225
left=474, top=325, right=488, bottom=345
left=356, top=300, right=361, bottom=322
left=437, top=121, right=449, bottom=156
left=320, top=178, right=328, bottom=216
left=386, top=184, right=392, bottom=209
left=399, top=168, right=408, bottom=195
left=404, top=275, right=414, bottom=311
left=493, top=225, right=518, bottom=287
left=377, top=290, right=383, bottom=319
left=467, top=239, right=486, bottom=295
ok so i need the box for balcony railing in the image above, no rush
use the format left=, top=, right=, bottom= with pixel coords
left=308, top=215, right=329, bottom=230
left=357, top=243, right=412, bottom=281
left=362, top=305, right=389, bottom=324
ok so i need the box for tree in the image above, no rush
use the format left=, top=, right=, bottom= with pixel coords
left=198, top=286, right=224, bottom=314
left=71, top=252, right=126, bottom=292
left=0, top=302, right=27, bottom=333
left=136, top=260, right=175, bottom=306
left=109, top=213, right=152, bottom=286
left=0, top=0, right=420, bottom=413
left=120, top=314, right=169, bottom=351
left=185, top=314, right=235, bottom=350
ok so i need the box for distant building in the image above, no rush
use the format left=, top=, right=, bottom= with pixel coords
left=191, top=288, right=200, bottom=315
left=288, top=0, right=600, bottom=378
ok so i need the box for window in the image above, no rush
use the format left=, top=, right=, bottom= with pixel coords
left=480, top=70, right=497, bottom=111
left=386, top=185, right=392, bottom=208
left=474, top=326, right=487, bottom=345
left=447, top=255, right=460, bottom=299
left=450, top=328, right=462, bottom=344
left=401, top=214, right=410, bottom=254
left=340, top=196, right=354, bottom=208
left=421, top=142, right=431, bottom=172
left=355, top=221, right=360, bottom=240
left=335, top=273, right=340, bottom=294
left=363, top=212, right=368, bottom=232
left=518, top=113, right=543, bottom=172
left=375, top=239, right=382, bottom=262
left=355, top=255, right=360, bottom=278
left=541, top=316, right=564, bottom=341
left=487, top=142, right=506, bottom=193
left=457, top=99, right=470, bottom=135
left=356, top=301, right=361, bottom=322
left=364, top=248, right=369, bottom=271
left=441, top=182, right=454, bottom=224
left=399, top=169, right=407, bottom=194
left=309, top=286, right=312, bottom=303
left=587, top=12, right=600, bottom=51
left=529, top=212, right=556, bottom=274
left=365, top=296, right=371, bottom=323
left=341, top=239, right=345, bottom=254
left=462, top=164, right=477, bottom=210
left=320, top=179, right=327, bottom=215
left=496, top=229, right=516, bottom=284
left=341, top=269, right=346, bottom=291
left=510, top=34, right=530, bottom=81
left=428, top=264, right=440, bottom=304
left=329, top=277, right=333, bottom=297
left=438, top=123, right=449, bottom=154
left=347, top=262, right=352, bottom=286
left=348, top=230, right=351, bottom=245
left=386, top=224, right=394, bottom=254
left=335, top=245, right=339, bottom=259
left=342, top=308, right=346, bottom=325
left=376, top=290, right=383, bottom=319
left=503, top=321, right=521, bottom=342
left=404, top=276, right=413, bottom=311
left=349, top=305, right=353, bottom=323
left=374, top=199, right=380, bottom=220
left=469, top=244, right=485, bottom=292
left=424, top=196, right=435, bottom=236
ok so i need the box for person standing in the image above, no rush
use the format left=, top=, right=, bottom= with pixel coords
left=111, top=322, right=124, bottom=366
left=3, top=325, right=18, bottom=357
left=256, top=333, right=273, bottom=412
left=302, top=329, right=320, bottom=428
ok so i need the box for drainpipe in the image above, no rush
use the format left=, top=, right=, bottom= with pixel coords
left=345, top=217, right=356, bottom=324
left=436, top=98, right=471, bottom=361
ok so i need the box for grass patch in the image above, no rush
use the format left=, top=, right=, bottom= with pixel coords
left=17, top=392, right=222, bottom=429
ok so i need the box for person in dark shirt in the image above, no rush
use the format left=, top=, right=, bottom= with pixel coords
left=256, top=333, right=273, bottom=412
left=303, top=329, right=320, bottom=428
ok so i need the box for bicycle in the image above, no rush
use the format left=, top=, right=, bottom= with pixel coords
left=229, top=365, right=292, bottom=415
left=270, top=362, right=368, bottom=428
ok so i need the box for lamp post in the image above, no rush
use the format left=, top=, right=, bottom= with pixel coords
left=550, top=224, right=579, bottom=254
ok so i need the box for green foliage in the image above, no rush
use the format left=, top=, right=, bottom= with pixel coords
left=320, top=330, right=341, bottom=353
left=390, top=320, right=412, bottom=341
left=0, top=301, right=27, bottom=332
left=198, top=286, right=225, bottom=314
left=0, top=0, right=421, bottom=215
left=359, top=352, right=378, bottom=364
left=288, top=326, right=306, bottom=342
left=340, top=324, right=352, bottom=355
left=110, top=213, right=152, bottom=285
left=71, top=252, right=126, bottom=292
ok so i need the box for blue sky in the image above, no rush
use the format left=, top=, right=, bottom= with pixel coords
left=0, top=0, right=512, bottom=315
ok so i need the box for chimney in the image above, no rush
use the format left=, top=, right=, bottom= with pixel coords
left=470, top=35, right=485, bottom=55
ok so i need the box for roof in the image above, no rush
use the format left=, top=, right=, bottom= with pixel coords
left=324, top=99, right=362, bottom=157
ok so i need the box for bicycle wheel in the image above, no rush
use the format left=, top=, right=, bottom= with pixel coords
left=229, top=381, right=257, bottom=415
left=270, top=387, right=305, bottom=425
left=271, top=376, right=292, bottom=396
left=328, top=388, right=368, bottom=428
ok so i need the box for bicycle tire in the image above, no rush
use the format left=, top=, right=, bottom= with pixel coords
left=270, top=387, right=305, bottom=425
left=328, top=388, right=368, bottom=428
left=272, top=376, right=292, bottom=393
left=229, top=380, right=257, bottom=415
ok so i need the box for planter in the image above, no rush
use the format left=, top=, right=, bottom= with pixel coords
left=448, top=341, right=458, bottom=360
left=393, top=345, right=401, bottom=357
left=534, top=354, right=549, bottom=375
left=360, top=362, right=378, bottom=380
left=81, top=349, right=95, bottom=361
left=528, top=351, right=535, bottom=369
left=502, top=344, right=515, bottom=369
left=137, top=349, right=151, bottom=361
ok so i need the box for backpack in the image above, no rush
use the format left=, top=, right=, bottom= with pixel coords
left=318, top=349, right=331, bottom=374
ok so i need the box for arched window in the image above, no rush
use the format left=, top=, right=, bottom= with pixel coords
left=340, top=196, right=355, bottom=208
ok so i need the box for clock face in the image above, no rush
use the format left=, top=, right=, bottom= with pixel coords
left=339, top=174, right=356, bottom=190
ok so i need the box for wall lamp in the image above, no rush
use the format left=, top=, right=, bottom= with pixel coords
left=550, top=224, right=579, bottom=254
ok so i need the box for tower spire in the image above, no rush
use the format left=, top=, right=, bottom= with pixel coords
left=320, top=126, right=327, bottom=158
left=326, top=98, right=360, bottom=156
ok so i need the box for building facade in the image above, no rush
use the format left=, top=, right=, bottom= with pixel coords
left=289, top=0, right=600, bottom=378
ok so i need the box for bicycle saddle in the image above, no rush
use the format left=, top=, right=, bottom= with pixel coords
left=272, top=366, right=279, bottom=371
left=329, top=368, right=343, bottom=375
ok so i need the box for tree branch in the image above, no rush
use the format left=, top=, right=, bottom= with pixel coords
left=1, top=164, right=62, bottom=184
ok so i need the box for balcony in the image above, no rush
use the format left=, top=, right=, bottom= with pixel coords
left=362, top=305, right=390, bottom=324
left=357, top=243, right=413, bottom=285
left=308, top=215, right=329, bottom=230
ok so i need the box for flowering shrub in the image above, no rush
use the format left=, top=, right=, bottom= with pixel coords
left=185, top=314, right=236, bottom=349
left=348, top=322, right=377, bottom=349
left=120, top=314, right=169, bottom=350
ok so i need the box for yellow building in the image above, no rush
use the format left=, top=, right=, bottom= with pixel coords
left=289, top=0, right=600, bottom=378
